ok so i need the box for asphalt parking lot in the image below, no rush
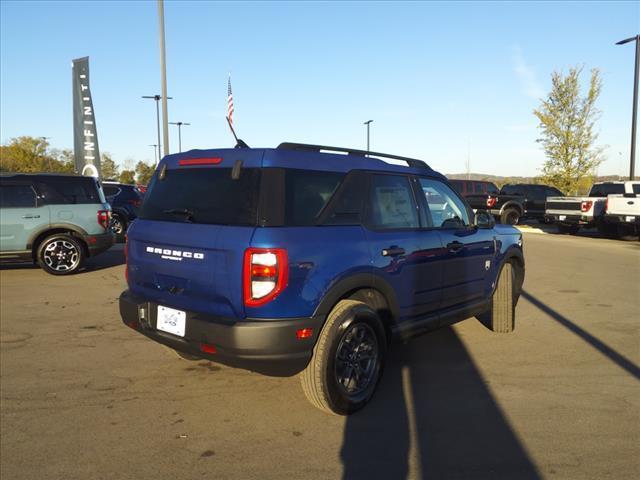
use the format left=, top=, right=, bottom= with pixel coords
left=1, top=232, right=638, bottom=480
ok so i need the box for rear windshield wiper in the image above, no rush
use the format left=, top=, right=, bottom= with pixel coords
left=163, top=208, right=195, bottom=222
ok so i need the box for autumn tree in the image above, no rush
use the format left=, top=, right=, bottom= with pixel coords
left=119, top=170, right=136, bottom=184
left=0, top=136, right=73, bottom=173
left=534, top=67, right=603, bottom=195
left=135, top=160, right=155, bottom=186
left=101, top=153, right=119, bottom=180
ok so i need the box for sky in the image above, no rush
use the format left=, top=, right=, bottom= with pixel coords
left=1, top=0, right=638, bottom=177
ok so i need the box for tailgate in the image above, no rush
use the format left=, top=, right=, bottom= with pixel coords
left=127, top=220, right=254, bottom=319
left=607, top=195, right=639, bottom=216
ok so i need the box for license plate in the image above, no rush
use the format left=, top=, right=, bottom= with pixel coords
left=157, top=305, right=186, bottom=337
left=559, top=215, right=566, bottom=221
left=626, top=216, right=635, bottom=222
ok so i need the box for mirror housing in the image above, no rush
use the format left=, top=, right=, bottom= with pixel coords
left=475, top=210, right=495, bottom=229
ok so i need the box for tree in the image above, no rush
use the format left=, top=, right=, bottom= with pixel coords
left=135, top=160, right=155, bottom=186
left=101, top=153, right=119, bottom=180
left=534, top=67, right=603, bottom=195
left=0, top=136, right=73, bottom=173
left=119, top=170, right=136, bottom=184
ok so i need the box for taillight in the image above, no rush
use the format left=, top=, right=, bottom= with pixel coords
left=580, top=201, right=593, bottom=212
left=605, top=198, right=608, bottom=213
left=243, top=248, right=288, bottom=307
left=97, top=210, right=110, bottom=229
left=487, top=196, right=497, bottom=208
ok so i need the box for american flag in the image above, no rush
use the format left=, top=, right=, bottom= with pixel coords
left=227, top=75, right=234, bottom=126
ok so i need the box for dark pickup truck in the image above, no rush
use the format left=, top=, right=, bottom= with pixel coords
left=454, top=182, right=563, bottom=225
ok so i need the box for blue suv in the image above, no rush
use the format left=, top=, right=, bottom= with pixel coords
left=119, top=143, right=525, bottom=414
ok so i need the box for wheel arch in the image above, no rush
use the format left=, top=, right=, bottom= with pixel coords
left=312, top=273, right=399, bottom=342
left=500, top=201, right=524, bottom=216
left=29, top=226, right=89, bottom=260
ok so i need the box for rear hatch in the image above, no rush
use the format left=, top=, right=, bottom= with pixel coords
left=126, top=150, right=264, bottom=319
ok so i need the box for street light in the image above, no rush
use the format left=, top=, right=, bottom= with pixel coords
left=40, top=136, right=52, bottom=171
left=363, top=120, right=373, bottom=152
left=169, top=121, right=191, bottom=152
left=616, top=34, right=640, bottom=180
left=142, top=95, right=172, bottom=160
left=149, top=144, right=159, bottom=165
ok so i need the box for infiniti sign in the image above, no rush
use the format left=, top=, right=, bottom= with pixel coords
left=146, top=246, right=204, bottom=261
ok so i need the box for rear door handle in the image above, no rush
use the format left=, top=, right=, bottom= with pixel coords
left=22, top=215, right=40, bottom=219
left=381, top=247, right=405, bottom=257
left=447, top=241, right=464, bottom=253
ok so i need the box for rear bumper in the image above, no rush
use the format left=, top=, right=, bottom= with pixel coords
left=119, top=290, right=324, bottom=377
left=84, top=231, right=115, bottom=256
left=544, top=213, right=593, bottom=226
left=603, top=214, right=639, bottom=225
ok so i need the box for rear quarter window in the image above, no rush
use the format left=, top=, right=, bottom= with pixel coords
left=37, top=177, right=101, bottom=205
left=284, top=170, right=344, bottom=226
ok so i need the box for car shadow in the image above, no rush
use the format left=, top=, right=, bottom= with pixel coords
left=522, top=291, right=640, bottom=381
left=340, top=327, right=540, bottom=479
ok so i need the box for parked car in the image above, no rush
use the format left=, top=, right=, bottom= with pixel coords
left=464, top=183, right=563, bottom=225
left=119, top=142, right=525, bottom=415
left=0, top=173, right=115, bottom=274
left=602, top=182, right=640, bottom=238
left=545, top=181, right=639, bottom=234
left=102, top=181, right=144, bottom=236
left=449, top=179, right=499, bottom=197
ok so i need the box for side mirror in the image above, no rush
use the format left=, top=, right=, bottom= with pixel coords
left=475, top=210, right=495, bottom=229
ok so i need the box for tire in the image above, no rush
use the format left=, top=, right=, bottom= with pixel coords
left=36, top=234, right=85, bottom=275
left=557, top=224, right=580, bottom=235
left=111, top=213, right=127, bottom=236
left=476, top=262, right=515, bottom=333
left=500, top=208, right=520, bottom=225
left=300, top=299, right=386, bottom=415
left=597, top=222, right=616, bottom=238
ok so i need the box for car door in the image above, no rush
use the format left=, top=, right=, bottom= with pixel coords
left=363, top=173, right=444, bottom=321
left=417, top=177, right=495, bottom=310
left=0, top=181, right=50, bottom=252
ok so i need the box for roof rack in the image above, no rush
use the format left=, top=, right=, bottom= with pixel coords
left=277, top=142, right=431, bottom=170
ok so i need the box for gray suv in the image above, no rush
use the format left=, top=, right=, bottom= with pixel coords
left=0, top=173, right=115, bottom=274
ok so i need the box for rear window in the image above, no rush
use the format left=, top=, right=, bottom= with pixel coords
left=588, top=184, right=625, bottom=197
left=36, top=176, right=101, bottom=204
left=140, top=168, right=261, bottom=225
left=633, top=184, right=640, bottom=194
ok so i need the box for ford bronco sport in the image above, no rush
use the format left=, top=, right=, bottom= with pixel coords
left=119, top=143, right=525, bottom=414
left=0, top=173, right=114, bottom=274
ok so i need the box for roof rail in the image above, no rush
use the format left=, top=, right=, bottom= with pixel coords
left=277, top=142, right=431, bottom=170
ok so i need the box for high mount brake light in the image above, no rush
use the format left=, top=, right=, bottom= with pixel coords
left=243, top=248, right=288, bottom=307
left=581, top=201, right=593, bottom=212
left=487, top=196, right=497, bottom=208
left=178, top=158, right=222, bottom=166
left=97, top=210, right=110, bottom=230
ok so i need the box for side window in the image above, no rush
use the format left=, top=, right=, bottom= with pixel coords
left=632, top=184, right=640, bottom=194
left=0, top=184, right=37, bottom=208
left=284, top=170, right=344, bottom=226
left=474, top=182, right=484, bottom=194
left=419, top=178, right=470, bottom=229
left=103, top=186, right=120, bottom=198
left=368, top=175, right=419, bottom=229
left=449, top=180, right=463, bottom=194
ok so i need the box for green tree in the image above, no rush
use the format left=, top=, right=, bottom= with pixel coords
left=135, top=160, right=155, bottom=186
left=101, top=153, right=119, bottom=180
left=0, top=136, right=73, bottom=173
left=119, top=169, right=136, bottom=184
left=534, top=67, right=603, bottom=195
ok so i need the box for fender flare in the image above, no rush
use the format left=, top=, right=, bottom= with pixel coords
left=312, top=272, right=400, bottom=321
left=500, top=201, right=524, bottom=216
left=27, top=223, right=89, bottom=250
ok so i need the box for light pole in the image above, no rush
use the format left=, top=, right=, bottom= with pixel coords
left=149, top=144, right=159, bottom=165
left=142, top=95, right=172, bottom=160
left=363, top=120, right=373, bottom=152
left=158, top=0, right=170, bottom=157
left=616, top=34, right=640, bottom=180
left=169, top=121, right=190, bottom=152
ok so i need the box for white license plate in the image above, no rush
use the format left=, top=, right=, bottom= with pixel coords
left=559, top=215, right=566, bottom=221
left=626, top=216, right=635, bottom=222
left=157, top=305, right=186, bottom=337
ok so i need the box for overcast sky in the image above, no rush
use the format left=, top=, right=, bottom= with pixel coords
left=1, top=1, right=638, bottom=176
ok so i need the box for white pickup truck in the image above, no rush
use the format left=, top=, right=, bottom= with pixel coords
left=545, top=181, right=639, bottom=234
left=602, top=182, right=640, bottom=238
